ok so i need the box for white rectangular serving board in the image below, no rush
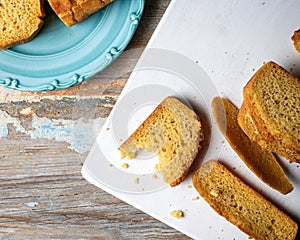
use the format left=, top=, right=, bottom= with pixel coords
left=82, top=1, right=300, bottom=239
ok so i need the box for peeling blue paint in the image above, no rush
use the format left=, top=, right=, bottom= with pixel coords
left=0, top=110, right=105, bottom=154
left=0, top=125, right=8, bottom=138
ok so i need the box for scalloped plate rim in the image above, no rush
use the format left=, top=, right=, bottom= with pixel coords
left=0, top=0, right=145, bottom=92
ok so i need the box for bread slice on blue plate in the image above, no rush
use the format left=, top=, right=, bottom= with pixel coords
left=0, top=0, right=45, bottom=50
left=48, top=0, right=113, bottom=27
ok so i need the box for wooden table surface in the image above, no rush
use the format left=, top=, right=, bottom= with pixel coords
left=0, top=1, right=191, bottom=239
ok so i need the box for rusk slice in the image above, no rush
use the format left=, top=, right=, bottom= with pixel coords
left=212, top=97, right=293, bottom=194
left=238, top=101, right=300, bottom=163
left=48, top=0, right=113, bottom=27
left=118, top=97, right=204, bottom=187
left=243, top=61, right=300, bottom=153
left=0, top=0, right=45, bottom=50
left=192, top=160, right=298, bottom=240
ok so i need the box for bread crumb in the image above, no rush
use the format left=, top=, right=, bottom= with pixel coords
left=152, top=174, right=158, bottom=179
left=122, top=163, right=129, bottom=169
left=195, top=60, right=199, bottom=63
left=261, top=1, right=266, bottom=5
left=106, top=127, right=110, bottom=131
left=134, top=178, right=139, bottom=184
left=192, top=196, right=199, bottom=200
left=187, top=185, right=192, bottom=189
left=170, top=210, right=184, bottom=219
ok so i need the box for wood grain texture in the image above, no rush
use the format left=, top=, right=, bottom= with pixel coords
left=0, top=0, right=191, bottom=239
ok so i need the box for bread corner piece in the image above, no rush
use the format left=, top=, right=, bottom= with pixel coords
left=48, top=0, right=114, bottom=27
left=118, top=96, right=204, bottom=187
left=292, top=28, right=300, bottom=53
left=0, top=0, right=45, bottom=50
left=192, top=160, right=298, bottom=240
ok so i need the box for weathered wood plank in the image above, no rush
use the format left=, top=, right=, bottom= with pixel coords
left=0, top=0, right=191, bottom=239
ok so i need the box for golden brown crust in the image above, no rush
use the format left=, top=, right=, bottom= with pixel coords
left=48, top=0, right=113, bottom=27
left=238, top=99, right=300, bottom=163
left=119, top=96, right=204, bottom=187
left=192, top=160, right=298, bottom=240
left=212, top=97, right=293, bottom=194
left=242, top=61, right=300, bottom=157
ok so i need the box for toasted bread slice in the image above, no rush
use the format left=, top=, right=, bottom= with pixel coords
left=238, top=101, right=300, bottom=163
left=118, top=97, right=204, bottom=187
left=212, top=97, right=293, bottom=194
left=243, top=61, right=300, bottom=152
left=48, top=0, right=113, bottom=27
left=0, top=0, right=45, bottom=50
left=192, top=160, right=298, bottom=240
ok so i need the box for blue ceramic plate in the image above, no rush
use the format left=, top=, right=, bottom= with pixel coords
left=0, top=0, right=144, bottom=92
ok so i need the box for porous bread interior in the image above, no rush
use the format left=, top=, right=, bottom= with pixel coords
left=244, top=61, right=300, bottom=151
left=120, top=104, right=182, bottom=170
left=192, top=161, right=298, bottom=240
left=212, top=97, right=293, bottom=194
left=119, top=97, right=203, bottom=186
left=238, top=102, right=300, bottom=163
left=0, top=0, right=44, bottom=49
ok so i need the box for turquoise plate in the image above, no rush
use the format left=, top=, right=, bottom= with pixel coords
left=0, top=0, right=144, bottom=92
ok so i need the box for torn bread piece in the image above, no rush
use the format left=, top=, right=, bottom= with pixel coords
left=118, top=97, right=204, bottom=187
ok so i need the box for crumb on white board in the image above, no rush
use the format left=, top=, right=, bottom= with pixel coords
left=170, top=210, right=184, bottom=219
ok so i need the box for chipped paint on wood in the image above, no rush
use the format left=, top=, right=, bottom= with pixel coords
left=0, top=109, right=105, bottom=153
